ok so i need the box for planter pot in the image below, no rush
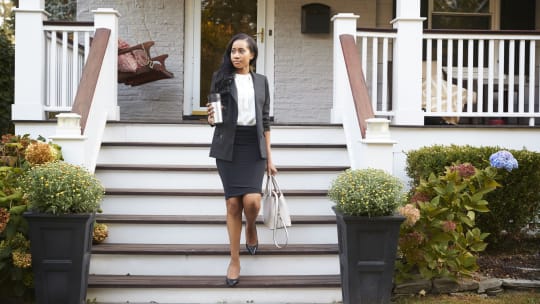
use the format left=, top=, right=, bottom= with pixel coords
left=23, top=212, right=95, bottom=304
left=333, top=207, right=405, bottom=304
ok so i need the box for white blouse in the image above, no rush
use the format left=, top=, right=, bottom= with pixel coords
left=235, top=73, right=256, bottom=126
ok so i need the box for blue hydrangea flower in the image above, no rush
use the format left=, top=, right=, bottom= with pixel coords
left=489, top=150, right=518, bottom=172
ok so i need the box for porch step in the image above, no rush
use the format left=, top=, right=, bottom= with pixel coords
left=87, top=122, right=347, bottom=303
left=101, top=188, right=335, bottom=216
left=87, top=274, right=342, bottom=304
left=90, top=243, right=340, bottom=276
left=94, top=214, right=338, bottom=244
left=88, top=274, right=341, bottom=288
left=95, top=165, right=348, bottom=190
left=98, top=142, right=349, bottom=166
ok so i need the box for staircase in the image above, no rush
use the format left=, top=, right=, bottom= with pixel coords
left=86, top=122, right=349, bottom=304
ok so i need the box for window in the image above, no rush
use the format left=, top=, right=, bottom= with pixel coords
left=424, top=0, right=494, bottom=30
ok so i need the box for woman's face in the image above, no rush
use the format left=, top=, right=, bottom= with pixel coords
left=230, top=39, right=254, bottom=74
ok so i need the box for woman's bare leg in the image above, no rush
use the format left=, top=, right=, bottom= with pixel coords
left=243, top=193, right=261, bottom=246
left=226, top=196, right=243, bottom=279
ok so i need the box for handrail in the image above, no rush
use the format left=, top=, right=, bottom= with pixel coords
left=71, top=28, right=110, bottom=134
left=339, top=34, right=375, bottom=139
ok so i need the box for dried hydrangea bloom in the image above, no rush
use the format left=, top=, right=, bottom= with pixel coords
left=398, top=204, right=420, bottom=227
left=25, top=142, right=55, bottom=165
left=449, top=163, right=476, bottom=178
left=0, top=208, right=9, bottom=233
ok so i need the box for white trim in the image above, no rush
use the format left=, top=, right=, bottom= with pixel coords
left=184, top=0, right=275, bottom=116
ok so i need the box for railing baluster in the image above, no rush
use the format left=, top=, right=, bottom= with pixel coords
left=381, top=38, right=389, bottom=112
left=371, top=37, right=378, bottom=111
left=508, top=40, right=515, bottom=113
left=457, top=39, right=464, bottom=113
left=72, top=31, right=80, bottom=107
left=528, top=41, right=536, bottom=117
left=518, top=40, right=526, bottom=111
left=487, top=40, right=495, bottom=113
left=497, top=40, right=505, bottom=114
left=477, top=39, right=484, bottom=115
left=446, top=39, right=453, bottom=112
left=425, top=39, right=432, bottom=113
left=436, top=39, right=443, bottom=112
left=61, top=32, right=69, bottom=109
left=466, top=39, right=474, bottom=112
left=361, top=37, right=368, bottom=80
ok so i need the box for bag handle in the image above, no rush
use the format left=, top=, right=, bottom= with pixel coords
left=271, top=190, right=289, bottom=248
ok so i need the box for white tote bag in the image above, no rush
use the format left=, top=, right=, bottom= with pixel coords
left=262, top=175, right=291, bottom=248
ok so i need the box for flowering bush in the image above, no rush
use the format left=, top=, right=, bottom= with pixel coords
left=21, top=161, right=104, bottom=215
left=396, top=151, right=518, bottom=282
left=406, top=145, right=539, bottom=246
left=328, top=168, right=404, bottom=217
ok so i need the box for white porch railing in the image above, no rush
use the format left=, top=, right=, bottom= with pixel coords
left=423, top=30, right=540, bottom=126
left=43, top=22, right=94, bottom=113
left=333, top=10, right=540, bottom=126
left=13, top=1, right=120, bottom=172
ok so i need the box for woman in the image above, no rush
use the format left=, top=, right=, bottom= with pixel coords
left=207, top=33, right=277, bottom=287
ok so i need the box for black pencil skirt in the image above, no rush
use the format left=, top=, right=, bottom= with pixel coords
left=216, top=126, right=266, bottom=199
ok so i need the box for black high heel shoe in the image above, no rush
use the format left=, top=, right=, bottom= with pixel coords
left=245, top=243, right=259, bottom=255
left=225, top=276, right=239, bottom=287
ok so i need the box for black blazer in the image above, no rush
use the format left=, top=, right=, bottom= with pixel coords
left=209, top=72, right=271, bottom=161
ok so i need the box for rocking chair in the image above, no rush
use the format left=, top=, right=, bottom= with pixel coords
left=117, top=40, right=174, bottom=86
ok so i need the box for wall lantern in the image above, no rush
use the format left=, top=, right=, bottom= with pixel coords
left=301, top=3, right=331, bottom=34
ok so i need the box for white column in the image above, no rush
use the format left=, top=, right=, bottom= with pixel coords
left=49, top=113, right=87, bottom=168
left=331, top=13, right=359, bottom=123
left=357, top=118, right=396, bottom=174
left=92, top=8, right=120, bottom=121
left=390, top=0, right=425, bottom=125
left=12, top=0, right=48, bottom=120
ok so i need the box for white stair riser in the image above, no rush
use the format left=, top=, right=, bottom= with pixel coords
left=102, top=224, right=337, bottom=244
left=103, top=124, right=346, bottom=145
left=87, top=287, right=342, bottom=304
left=98, top=146, right=349, bottom=167
left=96, top=170, right=341, bottom=190
left=101, top=195, right=336, bottom=216
left=90, top=255, right=339, bottom=276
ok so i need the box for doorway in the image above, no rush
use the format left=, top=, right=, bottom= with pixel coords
left=184, top=0, right=274, bottom=116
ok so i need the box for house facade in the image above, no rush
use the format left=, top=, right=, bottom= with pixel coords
left=75, top=0, right=540, bottom=124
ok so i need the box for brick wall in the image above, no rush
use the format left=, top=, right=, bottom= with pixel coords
left=77, top=0, right=391, bottom=123
left=272, top=0, right=375, bottom=123
left=78, top=0, right=185, bottom=122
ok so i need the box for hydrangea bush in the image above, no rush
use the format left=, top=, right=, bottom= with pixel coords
left=396, top=151, right=518, bottom=282
left=328, top=168, right=404, bottom=217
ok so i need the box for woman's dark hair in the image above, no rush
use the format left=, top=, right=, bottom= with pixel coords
left=213, top=33, right=258, bottom=93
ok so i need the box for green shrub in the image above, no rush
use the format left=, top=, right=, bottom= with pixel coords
left=406, top=145, right=540, bottom=246
left=21, top=161, right=104, bottom=215
left=0, top=28, right=14, bottom=135
left=328, top=168, right=405, bottom=217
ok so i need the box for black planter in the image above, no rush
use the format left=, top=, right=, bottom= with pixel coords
left=333, top=207, right=405, bottom=304
left=23, top=212, right=95, bottom=304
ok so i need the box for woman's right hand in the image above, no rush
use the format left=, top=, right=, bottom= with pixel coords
left=206, top=102, right=215, bottom=126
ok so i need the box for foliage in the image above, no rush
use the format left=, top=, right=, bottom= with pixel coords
left=21, top=161, right=104, bottom=215
left=0, top=134, right=50, bottom=301
left=0, top=28, right=14, bottom=135
left=92, top=222, right=108, bottom=244
left=396, top=161, right=504, bottom=282
left=405, top=145, right=540, bottom=246
left=45, top=0, right=76, bottom=21
left=328, top=168, right=405, bottom=217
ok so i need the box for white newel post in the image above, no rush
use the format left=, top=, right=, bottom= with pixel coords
left=331, top=13, right=359, bottom=124
left=12, top=0, right=48, bottom=120
left=50, top=113, right=87, bottom=167
left=390, top=0, right=425, bottom=125
left=358, top=118, right=396, bottom=174
left=92, top=8, right=120, bottom=121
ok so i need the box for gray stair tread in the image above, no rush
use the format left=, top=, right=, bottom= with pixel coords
left=88, top=274, right=341, bottom=288
left=96, top=164, right=349, bottom=171
left=95, top=214, right=336, bottom=224
left=102, top=142, right=346, bottom=148
left=92, top=243, right=338, bottom=255
left=105, top=188, right=328, bottom=196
